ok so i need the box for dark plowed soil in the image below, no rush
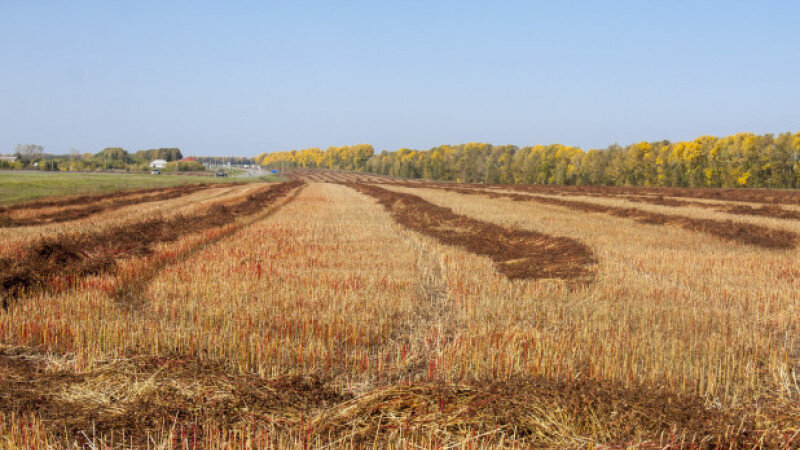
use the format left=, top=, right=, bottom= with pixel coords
left=408, top=184, right=798, bottom=250
left=0, top=183, right=238, bottom=228
left=345, top=182, right=596, bottom=281
left=0, top=180, right=304, bottom=308
left=1, top=349, right=791, bottom=447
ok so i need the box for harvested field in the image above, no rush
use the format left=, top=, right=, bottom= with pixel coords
left=0, top=183, right=212, bottom=214
left=490, top=182, right=800, bottom=206
left=503, top=185, right=800, bottom=221
left=0, top=349, right=777, bottom=448
left=1, top=176, right=798, bottom=448
left=411, top=183, right=799, bottom=249
left=371, top=177, right=800, bottom=223
left=0, top=183, right=256, bottom=259
left=0, top=172, right=233, bottom=206
left=721, top=203, right=800, bottom=220
left=0, top=182, right=238, bottom=227
left=346, top=182, right=596, bottom=281
left=609, top=194, right=800, bottom=221
left=0, top=180, right=303, bottom=308
left=317, top=172, right=800, bottom=220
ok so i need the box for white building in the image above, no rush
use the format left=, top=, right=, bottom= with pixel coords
left=149, top=159, right=168, bottom=169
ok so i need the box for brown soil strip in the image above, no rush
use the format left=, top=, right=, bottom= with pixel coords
left=626, top=195, right=800, bottom=221
left=0, top=350, right=791, bottom=447
left=0, top=180, right=304, bottom=309
left=423, top=185, right=798, bottom=249
left=344, top=182, right=596, bottom=281
left=0, top=183, right=238, bottom=228
left=469, top=188, right=800, bottom=222
left=480, top=182, right=800, bottom=206
left=717, top=203, right=800, bottom=221
left=284, top=171, right=800, bottom=221
left=507, top=186, right=800, bottom=221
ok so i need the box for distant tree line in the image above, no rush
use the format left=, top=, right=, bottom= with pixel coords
left=257, top=132, right=800, bottom=188
left=255, top=145, right=375, bottom=172
left=0, top=146, right=207, bottom=172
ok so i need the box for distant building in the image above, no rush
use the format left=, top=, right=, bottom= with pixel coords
left=149, top=159, right=167, bottom=169
left=180, top=157, right=196, bottom=162
left=0, top=156, right=17, bottom=162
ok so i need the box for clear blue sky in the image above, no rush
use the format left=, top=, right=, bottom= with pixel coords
left=1, top=1, right=798, bottom=156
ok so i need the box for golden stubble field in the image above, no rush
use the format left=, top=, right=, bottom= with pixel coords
left=0, top=175, right=798, bottom=448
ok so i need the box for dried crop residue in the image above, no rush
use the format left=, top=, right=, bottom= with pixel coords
left=285, top=168, right=411, bottom=184
left=0, top=182, right=240, bottom=228
left=0, top=182, right=233, bottom=214
left=110, top=183, right=306, bottom=312
left=345, top=182, right=595, bottom=281
left=720, top=203, right=800, bottom=221
left=309, top=379, right=782, bottom=448
left=423, top=184, right=798, bottom=250
left=487, top=182, right=800, bottom=206
left=0, top=180, right=304, bottom=308
left=1, top=349, right=789, bottom=447
left=0, top=349, right=346, bottom=447
left=617, top=194, right=800, bottom=221
left=513, top=187, right=800, bottom=222
left=263, top=170, right=800, bottom=222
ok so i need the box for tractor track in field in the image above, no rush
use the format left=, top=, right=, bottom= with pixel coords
left=399, top=183, right=798, bottom=249
left=0, top=180, right=304, bottom=310
left=111, top=182, right=306, bottom=312
left=344, top=182, right=596, bottom=282
left=0, top=182, right=242, bottom=228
